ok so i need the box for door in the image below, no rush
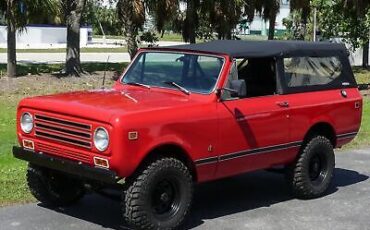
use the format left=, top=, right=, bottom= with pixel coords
left=215, top=59, right=297, bottom=179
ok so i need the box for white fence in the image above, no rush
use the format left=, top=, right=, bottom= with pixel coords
left=0, top=25, right=92, bottom=49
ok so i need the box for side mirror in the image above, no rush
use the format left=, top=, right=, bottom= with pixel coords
left=218, top=79, right=247, bottom=99
left=230, top=79, right=247, bottom=97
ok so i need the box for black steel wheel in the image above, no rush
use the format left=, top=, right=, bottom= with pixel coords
left=123, top=157, right=193, bottom=230
left=287, top=136, right=335, bottom=199
left=27, top=163, right=85, bottom=207
left=151, top=178, right=181, bottom=220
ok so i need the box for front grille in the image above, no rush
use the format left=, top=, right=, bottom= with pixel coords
left=34, top=114, right=92, bottom=149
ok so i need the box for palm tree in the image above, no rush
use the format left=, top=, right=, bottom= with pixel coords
left=117, top=0, right=145, bottom=59
left=201, top=0, right=244, bottom=40
left=243, top=0, right=280, bottom=40
left=61, top=0, right=88, bottom=76
left=258, top=0, right=280, bottom=40
left=290, top=0, right=310, bottom=39
left=0, top=0, right=57, bottom=78
left=183, top=0, right=199, bottom=43
left=146, top=0, right=180, bottom=37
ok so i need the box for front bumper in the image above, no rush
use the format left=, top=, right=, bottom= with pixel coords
left=13, top=146, right=117, bottom=184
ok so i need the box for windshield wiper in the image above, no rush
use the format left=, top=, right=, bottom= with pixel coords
left=163, top=81, right=190, bottom=95
left=125, top=82, right=151, bottom=89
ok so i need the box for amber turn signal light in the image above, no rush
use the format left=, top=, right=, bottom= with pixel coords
left=22, top=139, right=34, bottom=150
left=93, top=157, right=109, bottom=169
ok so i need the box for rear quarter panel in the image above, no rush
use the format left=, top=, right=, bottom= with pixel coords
left=288, top=88, right=362, bottom=147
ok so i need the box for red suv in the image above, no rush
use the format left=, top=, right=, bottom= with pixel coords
left=14, top=40, right=362, bottom=230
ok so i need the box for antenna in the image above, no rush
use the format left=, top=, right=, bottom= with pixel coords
left=102, top=55, right=110, bottom=89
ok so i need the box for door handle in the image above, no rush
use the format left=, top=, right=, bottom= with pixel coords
left=276, top=101, right=289, bottom=108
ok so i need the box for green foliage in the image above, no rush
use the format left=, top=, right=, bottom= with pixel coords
left=290, top=0, right=311, bottom=23
left=139, top=31, right=159, bottom=45
left=146, top=0, right=179, bottom=34
left=319, top=0, right=370, bottom=50
left=82, top=0, right=122, bottom=36
left=282, top=10, right=306, bottom=40
left=243, top=0, right=281, bottom=39
left=200, top=0, right=244, bottom=40
left=1, top=0, right=59, bottom=30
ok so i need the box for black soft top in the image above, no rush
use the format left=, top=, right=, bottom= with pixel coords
left=157, top=40, right=348, bottom=58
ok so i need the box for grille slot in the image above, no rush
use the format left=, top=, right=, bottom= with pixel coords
left=35, top=114, right=92, bottom=149
left=36, top=123, right=91, bottom=139
left=37, top=143, right=90, bottom=163
left=35, top=115, right=91, bottom=131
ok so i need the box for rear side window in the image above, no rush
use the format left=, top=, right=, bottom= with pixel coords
left=284, top=56, right=343, bottom=87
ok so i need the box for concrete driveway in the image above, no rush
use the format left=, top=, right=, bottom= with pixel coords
left=0, top=148, right=369, bottom=230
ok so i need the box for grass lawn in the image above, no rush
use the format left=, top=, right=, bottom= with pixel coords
left=0, top=101, right=34, bottom=206
left=353, top=67, right=370, bottom=84
left=345, top=98, right=370, bottom=149
left=0, top=66, right=369, bottom=206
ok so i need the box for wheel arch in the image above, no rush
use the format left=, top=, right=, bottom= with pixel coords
left=302, top=122, right=337, bottom=148
left=134, top=143, right=198, bottom=182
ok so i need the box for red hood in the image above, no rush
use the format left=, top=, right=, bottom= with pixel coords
left=19, top=87, right=208, bottom=123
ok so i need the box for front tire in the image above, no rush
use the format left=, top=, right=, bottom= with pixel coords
left=27, top=164, right=85, bottom=207
left=287, top=136, right=335, bottom=199
left=123, top=157, right=193, bottom=230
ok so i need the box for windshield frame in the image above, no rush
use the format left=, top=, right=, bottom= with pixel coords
left=120, top=50, right=226, bottom=95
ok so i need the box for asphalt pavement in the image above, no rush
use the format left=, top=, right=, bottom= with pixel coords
left=0, top=148, right=369, bottom=230
left=0, top=41, right=185, bottom=64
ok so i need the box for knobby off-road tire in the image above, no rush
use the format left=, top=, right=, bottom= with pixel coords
left=27, top=163, right=85, bottom=207
left=287, top=136, right=335, bottom=199
left=123, top=157, right=193, bottom=230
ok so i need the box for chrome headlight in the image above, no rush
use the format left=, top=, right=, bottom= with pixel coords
left=93, top=127, right=109, bottom=152
left=20, top=112, right=33, bottom=134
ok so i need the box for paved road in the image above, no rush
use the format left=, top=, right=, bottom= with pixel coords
left=1, top=148, right=370, bottom=230
left=0, top=41, right=185, bottom=64
left=0, top=53, right=131, bottom=64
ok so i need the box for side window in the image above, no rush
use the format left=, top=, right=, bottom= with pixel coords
left=284, top=56, right=343, bottom=88
left=237, top=57, right=277, bottom=98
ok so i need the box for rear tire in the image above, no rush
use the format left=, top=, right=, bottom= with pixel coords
left=123, top=157, right=193, bottom=230
left=287, top=136, right=335, bottom=199
left=27, top=164, right=85, bottom=207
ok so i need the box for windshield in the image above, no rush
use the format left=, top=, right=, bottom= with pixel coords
left=121, top=52, right=224, bottom=94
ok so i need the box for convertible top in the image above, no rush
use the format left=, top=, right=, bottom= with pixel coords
left=154, top=40, right=348, bottom=58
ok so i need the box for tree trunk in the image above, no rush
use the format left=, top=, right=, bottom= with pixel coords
left=301, top=17, right=307, bottom=40
left=65, top=0, right=86, bottom=76
left=118, top=0, right=144, bottom=60
left=186, top=0, right=196, bottom=43
left=6, top=0, right=16, bottom=77
left=268, top=14, right=276, bottom=40
left=362, top=40, right=369, bottom=68
left=226, top=31, right=232, bottom=40
left=126, top=26, right=138, bottom=60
